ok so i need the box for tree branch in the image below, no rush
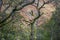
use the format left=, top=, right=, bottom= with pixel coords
left=0, top=0, right=35, bottom=27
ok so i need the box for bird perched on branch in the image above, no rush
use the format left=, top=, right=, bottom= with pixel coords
left=0, top=0, right=3, bottom=12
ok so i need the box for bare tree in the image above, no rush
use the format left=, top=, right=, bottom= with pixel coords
left=0, top=0, right=35, bottom=27
left=0, top=0, right=56, bottom=40
left=28, top=0, right=55, bottom=40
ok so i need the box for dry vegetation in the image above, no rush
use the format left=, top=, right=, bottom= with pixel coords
left=0, top=0, right=60, bottom=40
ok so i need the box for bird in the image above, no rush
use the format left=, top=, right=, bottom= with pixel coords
left=0, top=0, right=3, bottom=12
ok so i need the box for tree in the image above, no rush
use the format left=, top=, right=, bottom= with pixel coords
left=0, top=0, right=56, bottom=40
